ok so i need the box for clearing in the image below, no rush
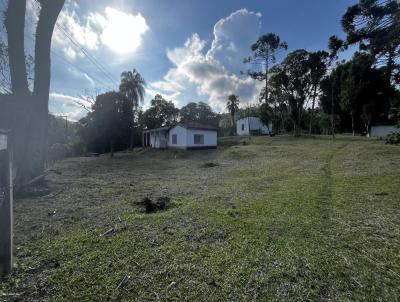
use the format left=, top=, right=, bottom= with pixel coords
left=1, top=136, right=400, bottom=301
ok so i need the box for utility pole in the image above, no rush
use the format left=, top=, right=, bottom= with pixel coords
left=0, top=130, right=13, bottom=278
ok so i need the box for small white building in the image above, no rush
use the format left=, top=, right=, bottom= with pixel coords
left=370, top=125, right=400, bottom=138
left=236, top=117, right=272, bottom=136
left=143, top=122, right=218, bottom=150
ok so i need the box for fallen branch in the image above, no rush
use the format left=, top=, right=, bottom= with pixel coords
left=116, top=275, right=131, bottom=290
left=100, top=228, right=115, bottom=237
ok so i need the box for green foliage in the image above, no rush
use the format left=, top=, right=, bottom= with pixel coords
left=340, top=0, right=400, bottom=84
left=47, top=114, right=82, bottom=161
left=180, top=101, right=218, bottom=126
left=259, top=103, right=272, bottom=132
left=78, top=92, right=132, bottom=154
left=140, top=94, right=179, bottom=129
left=386, top=129, right=400, bottom=144
left=119, top=69, right=146, bottom=110
left=226, top=94, right=239, bottom=131
left=320, top=52, right=396, bottom=134
left=245, top=33, right=288, bottom=102
left=269, top=49, right=311, bottom=135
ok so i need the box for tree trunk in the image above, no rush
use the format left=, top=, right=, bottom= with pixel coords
left=231, top=113, right=235, bottom=136
left=4, top=0, right=32, bottom=185
left=27, top=0, right=64, bottom=183
left=5, top=0, right=29, bottom=96
left=308, top=86, right=317, bottom=136
left=265, top=51, right=269, bottom=104
left=129, top=126, right=134, bottom=151
left=110, top=140, right=114, bottom=158
left=351, top=113, right=355, bottom=136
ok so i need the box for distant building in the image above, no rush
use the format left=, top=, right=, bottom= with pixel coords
left=143, top=122, right=218, bottom=150
left=236, top=117, right=272, bottom=136
left=370, top=124, right=400, bottom=138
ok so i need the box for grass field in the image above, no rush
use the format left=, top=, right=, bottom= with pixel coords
left=1, top=136, right=400, bottom=301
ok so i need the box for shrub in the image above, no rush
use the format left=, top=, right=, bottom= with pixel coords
left=386, top=131, right=400, bottom=145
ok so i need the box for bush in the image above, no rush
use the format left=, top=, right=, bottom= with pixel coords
left=386, top=131, right=400, bottom=145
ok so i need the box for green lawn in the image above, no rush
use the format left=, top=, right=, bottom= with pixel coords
left=1, top=136, right=400, bottom=301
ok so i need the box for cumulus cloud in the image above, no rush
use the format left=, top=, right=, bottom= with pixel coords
left=207, top=9, right=262, bottom=73
left=52, top=2, right=149, bottom=60
left=49, top=92, right=91, bottom=121
left=149, top=9, right=263, bottom=111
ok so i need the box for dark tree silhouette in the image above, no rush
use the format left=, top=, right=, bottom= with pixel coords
left=91, top=92, right=132, bottom=157
left=140, top=94, right=179, bottom=129
left=333, top=0, right=400, bottom=84
left=269, top=49, right=310, bottom=136
left=226, top=94, right=239, bottom=134
left=307, top=51, right=329, bottom=135
left=1, top=0, right=65, bottom=185
left=180, top=102, right=218, bottom=126
left=119, top=69, right=146, bottom=150
left=244, top=33, right=288, bottom=103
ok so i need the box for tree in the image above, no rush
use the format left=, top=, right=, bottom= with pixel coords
left=119, top=69, right=146, bottom=150
left=269, top=49, right=311, bottom=136
left=244, top=33, right=288, bottom=103
left=320, top=52, right=396, bottom=134
left=307, top=51, right=329, bottom=135
left=180, top=102, right=218, bottom=126
left=340, top=73, right=358, bottom=136
left=339, top=0, right=400, bottom=84
left=140, top=94, right=179, bottom=129
left=259, top=103, right=273, bottom=133
left=91, top=92, right=132, bottom=157
left=226, top=94, right=239, bottom=134
left=0, top=0, right=65, bottom=185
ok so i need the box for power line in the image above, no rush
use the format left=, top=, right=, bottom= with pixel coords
left=55, top=24, right=120, bottom=87
left=24, top=33, right=115, bottom=91
left=32, top=0, right=120, bottom=88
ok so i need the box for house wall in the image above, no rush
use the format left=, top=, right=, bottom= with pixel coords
left=168, top=125, right=187, bottom=149
left=149, top=131, right=168, bottom=149
left=236, top=117, right=272, bottom=136
left=370, top=125, right=400, bottom=138
left=186, top=129, right=217, bottom=149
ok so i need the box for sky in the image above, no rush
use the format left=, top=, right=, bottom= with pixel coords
left=2, top=0, right=358, bottom=121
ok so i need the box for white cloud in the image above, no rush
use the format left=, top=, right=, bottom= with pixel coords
left=52, top=3, right=149, bottom=60
left=49, top=92, right=90, bottom=121
left=149, top=9, right=263, bottom=112
left=53, top=5, right=100, bottom=54
left=207, top=9, right=262, bottom=73
left=63, top=46, right=77, bottom=61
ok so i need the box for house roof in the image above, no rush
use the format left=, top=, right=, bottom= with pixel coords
left=143, top=126, right=170, bottom=133
left=144, top=122, right=218, bottom=133
left=176, top=121, right=218, bottom=131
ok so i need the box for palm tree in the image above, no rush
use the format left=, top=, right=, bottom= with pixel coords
left=226, top=94, right=239, bottom=135
left=119, top=69, right=146, bottom=150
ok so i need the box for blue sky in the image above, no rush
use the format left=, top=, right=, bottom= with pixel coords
left=1, top=0, right=358, bottom=120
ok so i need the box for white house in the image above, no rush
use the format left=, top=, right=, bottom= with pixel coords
left=236, top=117, right=272, bottom=136
left=143, top=122, right=218, bottom=150
left=370, top=124, right=400, bottom=138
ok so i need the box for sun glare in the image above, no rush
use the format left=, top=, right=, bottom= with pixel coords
left=100, top=7, right=149, bottom=55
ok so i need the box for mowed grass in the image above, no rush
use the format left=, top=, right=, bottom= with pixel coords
left=1, top=136, right=400, bottom=301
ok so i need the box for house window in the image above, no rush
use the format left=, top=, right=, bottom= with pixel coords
left=172, top=134, right=177, bottom=145
left=194, top=134, right=204, bottom=145
left=241, top=123, right=245, bottom=131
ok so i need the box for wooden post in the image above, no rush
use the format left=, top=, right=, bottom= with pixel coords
left=0, top=130, right=13, bottom=278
